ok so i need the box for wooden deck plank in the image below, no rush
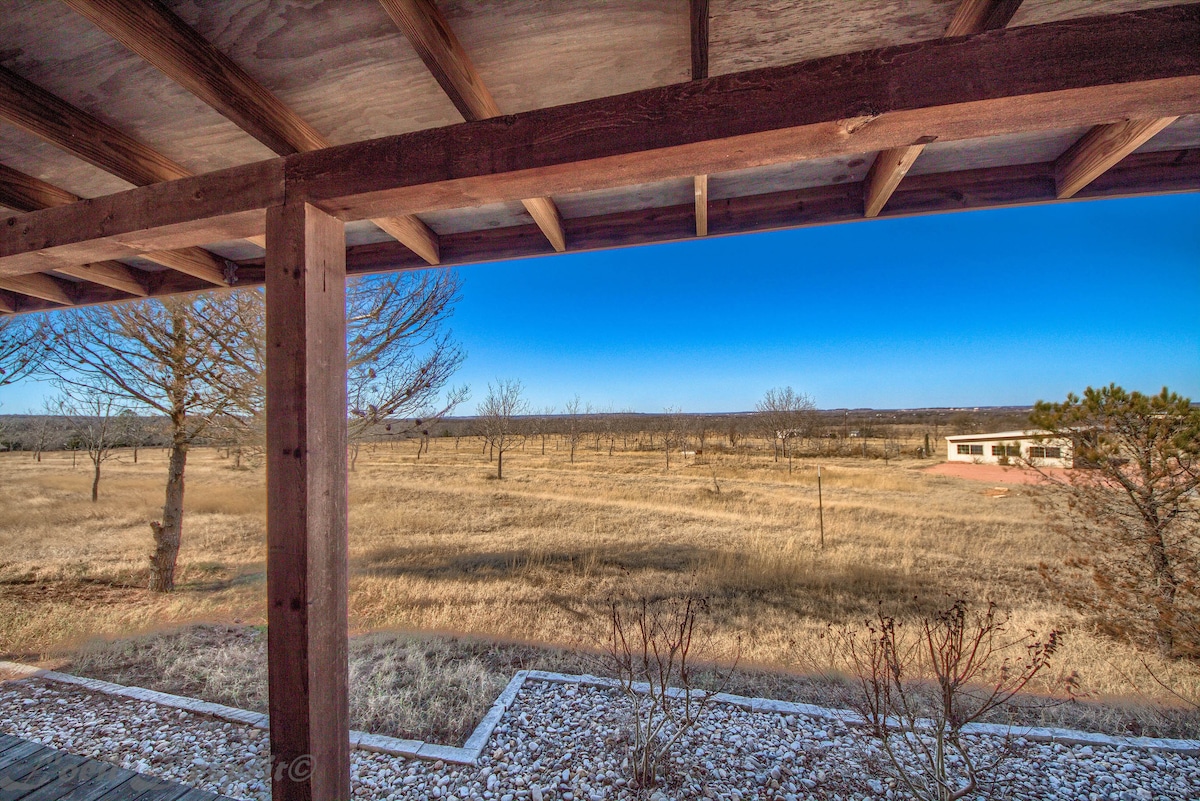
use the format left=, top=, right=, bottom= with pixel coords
left=0, top=737, right=234, bottom=801
left=0, top=744, right=44, bottom=772
left=0, top=748, right=89, bottom=801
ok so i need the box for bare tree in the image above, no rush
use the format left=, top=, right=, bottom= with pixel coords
left=55, top=387, right=123, bottom=502
left=0, top=315, right=45, bottom=389
left=660, top=407, right=687, bottom=469
left=756, top=386, right=816, bottom=473
left=477, top=379, right=528, bottom=479
left=1031, top=384, right=1200, bottom=657
left=563, top=394, right=587, bottom=464
left=346, top=272, right=467, bottom=470
left=42, top=293, right=262, bottom=592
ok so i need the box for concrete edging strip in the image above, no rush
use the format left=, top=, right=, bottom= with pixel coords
left=3, top=661, right=1197, bottom=762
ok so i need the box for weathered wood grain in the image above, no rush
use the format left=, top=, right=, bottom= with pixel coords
left=0, top=273, right=75, bottom=305
left=0, top=64, right=190, bottom=186
left=945, top=0, right=1024, bottom=36
left=378, top=0, right=566, bottom=252
left=0, top=163, right=81, bottom=212
left=61, top=0, right=327, bottom=157
left=1055, top=116, right=1179, bottom=197
left=284, top=6, right=1200, bottom=221
left=691, top=0, right=710, bottom=80
left=265, top=202, right=350, bottom=801
left=54, top=262, right=149, bottom=297
left=864, top=144, right=928, bottom=216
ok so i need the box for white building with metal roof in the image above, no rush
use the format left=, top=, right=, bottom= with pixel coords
left=944, top=430, right=1074, bottom=468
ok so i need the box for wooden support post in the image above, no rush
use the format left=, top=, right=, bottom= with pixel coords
left=265, top=202, right=349, bottom=801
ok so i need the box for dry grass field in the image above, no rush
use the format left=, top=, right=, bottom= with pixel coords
left=1, top=438, right=1197, bottom=741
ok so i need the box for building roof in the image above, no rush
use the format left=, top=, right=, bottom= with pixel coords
left=0, top=1, right=1197, bottom=313
left=944, top=429, right=1056, bottom=442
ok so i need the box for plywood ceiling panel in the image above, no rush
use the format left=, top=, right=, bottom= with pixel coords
left=1133, top=113, right=1200, bottom=153
left=1009, top=0, right=1185, bottom=28
left=443, top=0, right=690, bottom=114
left=419, top=202, right=534, bottom=235
left=166, top=0, right=464, bottom=144
left=0, top=0, right=274, bottom=175
left=709, top=0, right=960, bottom=76
left=0, top=123, right=134, bottom=199
left=709, top=155, right=873, bottom=200
left=553, top=178, right=695, bottom=220
left=906, top=127, right=1092, bottom=175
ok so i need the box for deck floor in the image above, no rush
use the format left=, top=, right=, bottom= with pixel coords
left=0, top=732, right=233, bottom=801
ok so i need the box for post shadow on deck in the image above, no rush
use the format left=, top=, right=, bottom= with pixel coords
left=265, top=203, right=351, bottom=801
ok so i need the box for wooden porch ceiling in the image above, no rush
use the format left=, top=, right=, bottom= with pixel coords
left=0, top=1, right=1198, bottom=314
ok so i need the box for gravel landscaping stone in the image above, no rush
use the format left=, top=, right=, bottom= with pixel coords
left=2, top=675, right=1198, bottom=800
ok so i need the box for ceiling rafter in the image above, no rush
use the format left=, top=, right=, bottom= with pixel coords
left=376, top=0, right=566, bottom=253
left=863, top=0, right=1025, bottom=217
left=1055, top=117, right=1180, bottom=198
left=945, top=0, right=1024, bottom=37
left=0, top=161, right=171, bottom=296
left=61, top=0, right=440, bottom=265
left=0, top=273, right=75, bottom=306
left=0, top=64, right=189, bottom=185
left=2, top=5, right=1197, bottom=281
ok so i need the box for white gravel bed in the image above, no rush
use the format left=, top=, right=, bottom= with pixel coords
left=3, top=675, right=1199, bottom=800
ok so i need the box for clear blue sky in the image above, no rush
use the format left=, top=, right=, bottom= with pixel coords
left=2, top=193, right=1197, bottom=414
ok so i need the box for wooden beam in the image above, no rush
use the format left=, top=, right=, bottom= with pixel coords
left=0, top=273, right=74, bottom=305
left=0, top=163, right=81, bottom=212
left=864, top=144, right=927, bottom=217
left=265, top=202, right=349, bottom=801
left=54, top=261, right=148, bottom=297
left=945, top=0, right=1024, bottom=37
left=3, top=5, right=1199, bottom=274
left=141, top=247, right=230, bottom=286
left=0, top=291, right=15, bottom=314
left=63, top=0, right=439, bottom=264
left=6, top=148, right=1199, bottom=315
left=694, top=174, right=708, bottom=236
left=377, top=0, right=566, bottom=253
left=0, top=64, right=190, bottom=185
left=371, top=215, right=440, bottom=266
left=690, top=0, right=710, bottom=80
left=61, top=0, right=326, bottom=156
left=520, top=197, right=566, bottom=253
left=288, top=6, right=1200, bottom=222
left=1055, top=116, right=1179, bottom=198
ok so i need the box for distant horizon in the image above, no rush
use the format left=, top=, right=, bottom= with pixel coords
left=1, top=192, right=1197, bottom=415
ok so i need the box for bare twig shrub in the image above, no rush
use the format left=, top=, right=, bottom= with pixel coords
left=605, top=595, right=738, bottom=788
left=834, top=599, right=1061, bottom=801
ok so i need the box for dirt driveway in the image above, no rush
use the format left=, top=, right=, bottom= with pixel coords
left=920, top=462, right=1069, bottom=485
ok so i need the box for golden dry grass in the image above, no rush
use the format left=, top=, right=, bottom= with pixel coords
left=1, top=438, right=1197, bottom=724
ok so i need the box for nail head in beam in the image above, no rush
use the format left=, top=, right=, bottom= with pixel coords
left=371, top=215, right=441, bottom=265
left=0, top=64, right=191, bottom=186
left=377, top=0, right=502, bottom=122
left=141, top=247, right=230, bottom=286
left=61, top=0, right=329, bottom=156
left=521, top=197, right=566, bottom=252
left=55, top=261, right=149, bottom=297
left=0, top=162, right=81, bottom=212
left=864, top=144, right=927, bottom=217
left=1054, top=117, right=1179, bottom=199
left=0, top=273, right=75, bottom=305
left=945, top=0, right=1024, bottom=37
left=694, top=174, right=709, bottom=237
left=265, top=202, right=350, bottom=801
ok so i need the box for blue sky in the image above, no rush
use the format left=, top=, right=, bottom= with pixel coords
left=2, top=193, right=1197, bottom=414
